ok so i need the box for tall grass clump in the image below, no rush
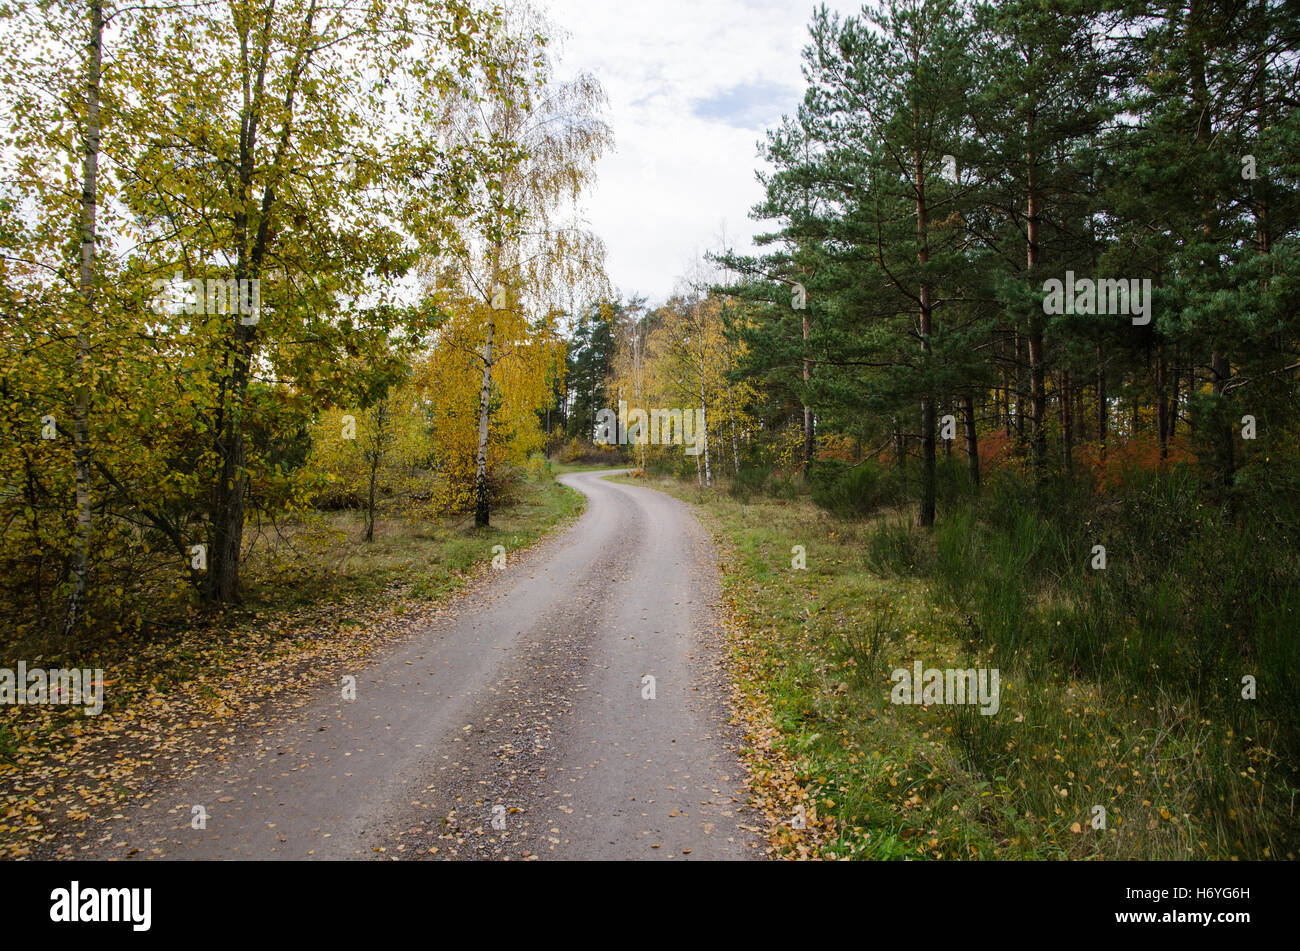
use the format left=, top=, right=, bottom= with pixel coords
left=864, top=460, right=1300, bottom=858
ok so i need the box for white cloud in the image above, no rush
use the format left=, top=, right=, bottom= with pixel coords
left=542, top=0, right=858, bottom=305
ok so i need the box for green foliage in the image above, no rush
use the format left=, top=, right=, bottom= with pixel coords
left=728, top=463, right=770, bottom=502
left=874, top=464, right=1300, bottom=857
left=808, top=460, right=895, bottom=519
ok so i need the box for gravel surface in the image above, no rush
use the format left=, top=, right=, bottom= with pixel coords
left=77, top=470, right=760, bottom=861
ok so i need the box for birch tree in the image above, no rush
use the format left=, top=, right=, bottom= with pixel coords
left=423, top=0, right=611, bottom=526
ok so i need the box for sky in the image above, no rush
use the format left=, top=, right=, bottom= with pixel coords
left=542, top=0, right=860, bottom=306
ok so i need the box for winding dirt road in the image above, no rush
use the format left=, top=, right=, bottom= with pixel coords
left=74, top=470, right=759, bottom=861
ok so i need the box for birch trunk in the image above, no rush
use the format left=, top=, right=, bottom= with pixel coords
left=65, top=0, right=104, bottom=636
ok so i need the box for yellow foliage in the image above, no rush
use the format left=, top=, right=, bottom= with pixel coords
left=413, top=291, right=563, bottom=508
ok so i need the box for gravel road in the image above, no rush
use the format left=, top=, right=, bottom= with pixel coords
left=79, top=470, right=759, bottom=861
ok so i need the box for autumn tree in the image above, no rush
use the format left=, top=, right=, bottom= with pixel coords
left=422, top=0, right=611, bottom=526
left=0, top=0, right=524, bottom=632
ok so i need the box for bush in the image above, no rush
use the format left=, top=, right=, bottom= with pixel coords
left=728, top=464, right=770, bottom=502
left=481, top=464, right=523, bottom=511
left=809, top=459, right=898, bottom=519
left=524, top=452, right=552, bottom=480
left=864, top=515, right=922, bottom=575
left=556, top=438, right=625, bottom=466
left=768, top=473, right=802, bottom=500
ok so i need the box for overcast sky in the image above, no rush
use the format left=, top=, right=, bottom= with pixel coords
left=543, top=0, right=860, bottom=306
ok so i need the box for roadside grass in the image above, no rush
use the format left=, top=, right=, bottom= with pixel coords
left=242, top=466, right=584, bottom=611
left=617, top=470, right=1298, bottom=861
left=549, top=459, right=631, bottom=476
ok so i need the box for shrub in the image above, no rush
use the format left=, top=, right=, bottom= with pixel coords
left=729, top=463, right=770, bottom=501
left=809, top=459, right=898, bottom=519
left=556, top=438, right=624, bottom=466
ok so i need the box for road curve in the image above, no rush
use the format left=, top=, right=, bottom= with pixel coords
left=72, top=469, right=759, bottom=860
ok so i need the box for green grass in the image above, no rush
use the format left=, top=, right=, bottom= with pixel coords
left=549, top=459, right=631, bottom=476
left=242, top=465, right=584, bottom=609
left=625, top=469, right=1299, bottom=861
